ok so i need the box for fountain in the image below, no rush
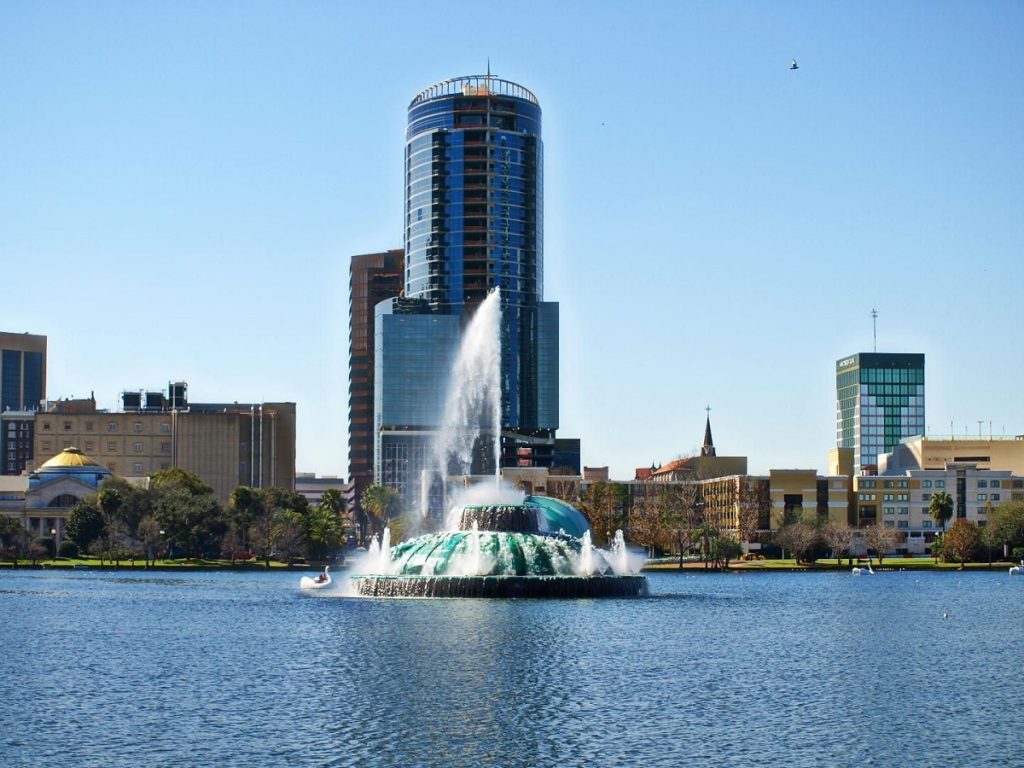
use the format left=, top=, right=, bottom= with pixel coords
left=351, top=289, right=647, bottom=598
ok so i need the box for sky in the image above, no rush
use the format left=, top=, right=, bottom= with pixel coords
left=2, top=1, right=1022, bottom=480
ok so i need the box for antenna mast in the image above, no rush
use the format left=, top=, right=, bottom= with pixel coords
left=871, top=307, right=878, bottom=352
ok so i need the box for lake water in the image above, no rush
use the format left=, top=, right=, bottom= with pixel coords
left=1, top=569, right=1022, bottom=767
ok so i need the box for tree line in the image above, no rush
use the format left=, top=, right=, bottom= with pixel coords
left=0, top=469, right=351, bottom=566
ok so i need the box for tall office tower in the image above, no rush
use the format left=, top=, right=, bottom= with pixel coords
left=836, top=353, right=925, bottom=475
left=372, top=74, right=560, bottom=511
left=1, top=332, right=46, bottom=475
left=403, top=74, right=558, bottom=462
left=0, top=332, right=46, bottom=412
left=348, top=250, right=404, bottom=503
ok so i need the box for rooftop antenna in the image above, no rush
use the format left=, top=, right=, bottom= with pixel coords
left=870, top=307, right=878, bottom=352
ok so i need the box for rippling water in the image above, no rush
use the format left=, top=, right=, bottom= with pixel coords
left=1, top=569, right=1022, bottom=767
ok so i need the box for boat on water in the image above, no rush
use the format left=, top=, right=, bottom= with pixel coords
left=300, top=566, right=332, bottom=590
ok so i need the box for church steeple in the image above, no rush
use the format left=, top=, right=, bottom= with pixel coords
left=701, top=406, right=716, bottom=457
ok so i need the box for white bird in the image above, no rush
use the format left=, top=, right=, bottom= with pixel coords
left=1010, top=565, right=1022, bottom=576
left=852, top=562, right=874, bottom=576
left=790, top=59, right=799, bottom=70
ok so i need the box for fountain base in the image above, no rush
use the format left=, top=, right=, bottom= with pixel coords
left=352, top=574, right=647, bottom=599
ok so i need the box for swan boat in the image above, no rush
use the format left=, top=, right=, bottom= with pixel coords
left=300, top=565, right=332, bottom=589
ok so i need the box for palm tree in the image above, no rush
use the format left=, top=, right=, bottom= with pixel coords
left=929, top=491, right=954, bottom=532
left=360, top=485, right=402, bottom=542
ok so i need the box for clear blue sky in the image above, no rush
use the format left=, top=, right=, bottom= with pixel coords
left=3, top=1, right=1022, bottom=479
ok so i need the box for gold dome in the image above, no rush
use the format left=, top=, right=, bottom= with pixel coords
left=38, top=446, right=103, bottom=469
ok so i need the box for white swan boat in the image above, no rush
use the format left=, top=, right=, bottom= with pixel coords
left=300, top=565, right=332, bottom=589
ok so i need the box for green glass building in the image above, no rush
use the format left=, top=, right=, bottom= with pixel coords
left=836, top=353, right=925, bottom=474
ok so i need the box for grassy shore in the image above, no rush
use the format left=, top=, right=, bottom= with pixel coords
left=0, top=556, right=328, bottom=571
left=644, top=557, right=1018, bottom=572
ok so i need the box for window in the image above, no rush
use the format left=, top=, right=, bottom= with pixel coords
left=63, top=421, right=72, bottom=431
left=107, top=441, right=117, bottom=451
left=922, top=493, right=932, bottom=501
left=898, top=494, right=909, bottom=501
left=922, top=479, right=932, bottom=488
left=108, top=422, right=118, bottom=432
left=42, top=422, right=51, bottom=431
left=923, top=520, right=932, bottom=528
left=132, top=463, right=143, bottom=473
left=883, top=494, right=894, bottom=501
left=133, top=422, right=142, bottom=433
left=978, top=480, right=988, bottom=488
left=899, top=507, right=909, bottom=515
left=160, top=423, right=170, bottom=433
left=42, top=441, right=51, bottom=451
left=884, top=480, right=894, bottom=489
left=898, top=480, right=908, bottom=488
left=936, top=480, right=945, bottom=488
left=85, top=421, right=94, bottom=431
left=897, top=520, right=909, bottom=529
left=160, top=442, right=171, bottom=453
left=992, top=493, right=1001, bottom=501
left=884, top=507, right=895, bottom=516
left=978, top=494, right=987, bottom=501
left=85, top=441, right=94, bottom=451
left=884, top=521, right=895, bottom=529
left=133, top=442, right=143, bottom=453
left=990, top=480, right=1001, bottom=488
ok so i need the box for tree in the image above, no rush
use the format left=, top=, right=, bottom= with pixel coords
left=655, top=484, right=703, bottom=567
left=360, top=485, right=402, bottom=540
left=822, top=522, right=854, bottom=566
left=929, top=491, right=954, bottom=533
left=306, top=505, right=343, bottom=561
left=776, top=521, right=819, bottom=564
left=985, top=501, right=1024, bottom=559
left=0, top=515, right=25, bottom=549
left=151, top=470, right=224, bottom=559
left=579, top=481, right=628, bottom=547
left=943, top=518, right=981, bottom=569
left=862, top=524, right=899, bottom=567
left=65, top=499, right=105, bottom=550
left=273, top=509, right=307, bottom=565
left=229, top=485, right=265, bottom=551
left=97, top=485, right=125, bottom=563
left=716, top=535, right=743, bottom=568
left=137, top=516, right=162, bottom=567
left=736, top=482, right=768, bottom=548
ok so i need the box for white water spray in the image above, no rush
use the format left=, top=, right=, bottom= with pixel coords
left=578, top=530, right=594, bottom=575
left=432, top=289, right=503, bottom=491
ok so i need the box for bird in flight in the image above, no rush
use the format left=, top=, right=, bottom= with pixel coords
left=790, top=59, right=799, bottom=70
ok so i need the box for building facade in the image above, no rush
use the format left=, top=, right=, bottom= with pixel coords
left=348, top=249, right=403, bottom=506
left=0, top=331, right=46, bottom=414
left=836, top=352, right=925, bottom=474
left=33, top=385, right=295, bottom=503
left=853, top=464, right=1024, bottom=554
left=400, top=75, right=559, bottom=456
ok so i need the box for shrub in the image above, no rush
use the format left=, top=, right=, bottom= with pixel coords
left=58, top=541, right=80, bottom=558
left=1012, top=546, right=1024, bottom=562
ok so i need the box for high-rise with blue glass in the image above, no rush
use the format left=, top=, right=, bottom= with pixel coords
left=373, top=74, right=559, bottom=508
left=1, top=331, right=47, bottom=475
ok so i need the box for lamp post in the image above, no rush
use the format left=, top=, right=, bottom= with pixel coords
left=50, top=527, right=57, bottom=559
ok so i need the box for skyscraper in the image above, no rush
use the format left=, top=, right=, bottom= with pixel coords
left=836, top=352, right=925, bottom=474
left=403, top=74, right=558, bottom=458
left=0, top=332, right=46, bottom=413
left=348, top=249, right=403, bottom=503
left=371, top=74, right=560, bottom=510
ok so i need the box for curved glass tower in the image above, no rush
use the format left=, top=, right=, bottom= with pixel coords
left=404, top=75, right=556, bottom=442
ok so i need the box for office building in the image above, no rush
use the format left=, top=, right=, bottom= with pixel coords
left=348, top=249, right=403, bottom=506
left=34, top=383, right=295, bottom=503
left=1, top=332, right=46, bottom=413
left=370, top=74, right=561, bottom=511
left=836, top=352, right=925, bottom=474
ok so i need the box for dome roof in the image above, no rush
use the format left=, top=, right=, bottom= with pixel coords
left=38, top=446, right=104, bottom=470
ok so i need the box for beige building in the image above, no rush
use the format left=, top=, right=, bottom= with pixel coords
left=768, top=469, right=851, bottom=529
left=33, top=397, right=295, bottom=503
left=853, top=463, right=1024, bottom=555
left=880, top=435, right=1024, bottom=476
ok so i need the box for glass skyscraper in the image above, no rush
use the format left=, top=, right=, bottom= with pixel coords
left=836, top=352, right=925, bottom=474
left=371, top=74, right=560, bottom=512
left=403, top=75, right=558, bottom=450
